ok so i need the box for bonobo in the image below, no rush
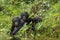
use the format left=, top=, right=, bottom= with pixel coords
left=10, top=12, right=29, bottom=36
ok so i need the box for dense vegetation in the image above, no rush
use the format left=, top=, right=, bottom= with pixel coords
left=0, top=0, right=60, bottom=40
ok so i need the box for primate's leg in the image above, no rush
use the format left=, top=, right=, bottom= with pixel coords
left=12, top=26, right=23, bottom=35
left=10, top=25, right=15, bottom=36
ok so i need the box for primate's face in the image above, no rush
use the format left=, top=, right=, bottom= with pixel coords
left=12, top=17, right=20, bottom=26
left=22, top=16, right=27, bottom=20
left=21, top=12, right=29, bottom=20
left=14, top=21, right=19, bottom=26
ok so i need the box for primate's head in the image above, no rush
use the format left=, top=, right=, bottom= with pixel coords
left=12, top=17, right=20, bottom=26
left=21, top=12, right=29, bottom=20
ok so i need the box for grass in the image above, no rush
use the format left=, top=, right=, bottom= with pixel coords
left=0, top=0, right=60, bottom=40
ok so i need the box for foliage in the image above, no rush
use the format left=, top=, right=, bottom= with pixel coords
left=0, top=0, right=60, bottom=40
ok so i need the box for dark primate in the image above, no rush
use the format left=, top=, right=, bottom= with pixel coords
left=10, top=12, right=42, bottom=37
left=10, top=12, right=29, bottom=36
left=32, top=17, right=42, bottom=29
left=26, top=17, right=42, bottom=32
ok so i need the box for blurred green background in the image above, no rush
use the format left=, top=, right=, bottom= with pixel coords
left=0, top=0, right=60, bottom=40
